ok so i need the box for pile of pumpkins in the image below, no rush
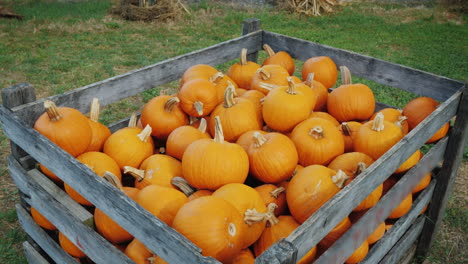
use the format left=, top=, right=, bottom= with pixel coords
left=30, top=44, right=448, bottom=264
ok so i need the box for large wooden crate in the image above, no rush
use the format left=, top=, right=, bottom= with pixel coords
left=1, top=19, right=466, bottom=264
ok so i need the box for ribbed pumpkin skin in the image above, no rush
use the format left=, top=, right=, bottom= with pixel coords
left=345, top=241, right=369, bottom=264
left=287, top=165, right=341, bottom=223
left=135, top=154, right=182, bottom=189
left=212, top=183, right=267, bottom=249
left=301, top=56, right=338, bottom=89
left=338, top=122, right=362, bottom=153
left=247, top=132, right=299, bottom=183
left=308, top=112, right=340, bottom=126
left=166, top=125, right=211, bottom=160
left=263, top=51, right=295, bottom=76
left=250, top=65, right=290, bottom=95
left=254, top=184, right=287, bottom=216
left=172, top=196, right=244, bottom=263
left=253, top=215, right=300, bottom=257
left=180, top=64, right=218, bottom=87
left=188, top=189, right=213, bottom=201
left=327, top=83, right=376, bottom=122
left=31, top=207, right=56, bottom=231
left=236, top=130, right=267, bottom=152
left=95, top=187, right=138, bottom=244
left=86, top=119, right=111, bottom=152
left=290, top=118, right=344, bottom=166
left=34, top=106, right=92, bottom=157
left=232, top=248, right=255, bottom=264
left=305, top=79, right=328, bottom=111
left=125, top=239, right=153, bottom=264
left=182, top=138, right=249, bottom=190
left=136, top=185, right=188, bottom=226
left=140, top=95, right=188, bottom=139
left=228, top=59, right=261, bottom=90
left=59, top=232, right=86, bottom=258
left=318, top=217, right=351, bottom=249
left=103, top=127, right=154, bottom=170
left=178, top=79, right=218, bottom=117
left=240, top=90, right=265, bottom=126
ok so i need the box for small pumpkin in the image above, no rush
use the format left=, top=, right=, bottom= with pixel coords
left=308, top=112, right=340, bottom=126
left=338, top=122, right=362, bottom=153
left=232, top=248, right=255, bottom=264
left=383, top=177, right=413, bottom=219
left=171, top=177, right=213, bottom=201
left=345, top=241, right=369, bottom=264
left=371, top=108, right=409, bottom=134
left=254, top=184, right=287, bottom=216
left=227, top=48, right=261, bottom=90
left=240, top=89, right=265, bottom=125
left=39, top=164, right=62, bottom=183
left=302, top=56, right=338, bottom=89
left=250, top=65, right=290, bottom=95
left=31, top=207, right=56, bottom=231
left=394, top=150, right=421, bottom=174
left=180, top=64, right=218, bottom=87
left=412, top=173, right=431, bottom=194
left=166, top=118, right=210, bottom=160
left=125, top=239, right=153, bottom=264
left=86, top=98, right=111, bottom=151
left=304, top=73, right=328, bottom=111
left=59, top=231, right=86, bottom=258
left=236, top=130, right=267, bottom=152
left=210, top=72, right=239, bottom=104
left=178, top=79, right=218, bottom=117
left=262, top=44, right=295, bottom=75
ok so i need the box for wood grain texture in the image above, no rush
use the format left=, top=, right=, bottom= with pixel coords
left=380, top=216, right=425, bottom=264
left=0, top=106, right=219, bottom=264
left=23, top=241, right=51, bottom=264
left=360, top=181, right=436, bottom=264
left=16, top=205, right=79, bottom=264
left=415, top=87, right=468, bottom=261
left=263, top=31, right=463, bottom=101
left=10, top=31, right=262, bottom=127
left=283, top=90, right=461, bottom=262
left=242, top=18, right=261, bottom=62
left=255, top=239, right=297, bottom=264
left=396, top=245, right=417, bottom=264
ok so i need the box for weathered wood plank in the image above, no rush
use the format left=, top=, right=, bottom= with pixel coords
left=360, top=180, right=436, bottom=264
left=380, top=216, right=425, bottom=264
left=10, top=157, right=135, bottom=264
left=242, top=18, right=261, bottom=62
left=16, top=205, right=79, bottom=264
left=0, top=105, right=219, bottom=264
left=255, top=240, right=296, bottom=264
left=281, top=90, right=461, bottom=262
left=23, top=241, right=51, bottom=264
left=415, top=87, right=468, bottom=261
left=11, top=31, right=263, bottom=126
left=396, top=244, right=417, bottom=264
left=263, top=31, right=463, bottom=101
left=315, top=137, right=445, bottom=264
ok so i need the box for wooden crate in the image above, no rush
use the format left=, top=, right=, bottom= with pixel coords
left=1, top=19, right=466, bottom=264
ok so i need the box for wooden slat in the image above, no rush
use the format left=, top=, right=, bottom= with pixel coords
left=415, top=87, right=468, bottom=261
left=380, top=216, right=425, bottom=264
left=263, top=31, right=463, bottom=101
left=315, top=137, right=444, bottom=264
left=0, top=105, right=219, bottom=264
left=9, top=157, right=135, bottom=264
left=255, top=240, right=297, bottom=264
left=10, top=31, right=263, bottom=126
left=396, top=244, right=417, bottom=264
left=16, top=205, right=79, bottom=264
left=23, top=241, right=51, bottom=264
left=242, top=18, right=261, bottom=62
left=361, top=180, right=436, bottom=264
left=275, top=90, right=462, bottom=262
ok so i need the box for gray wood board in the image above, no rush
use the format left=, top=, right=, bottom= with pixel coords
left=263, top=31, right=463, bottom=102
left=315, top=137, right=445, bottom=264
left=281, top=90, right=461, bottom=262
left=11, top=31, right=263, bottom=126
left=415, top=86, right=468, bottom=261
left=360, top=180, right=436, bottom=264
left=380, top=216, right=425, bottom=264
left=255, top=240, right=297, bottom=264
left=16, top=205, right=80, bottom=264
left=242, top=18, right=261, bottom=62
left=10, top=157, right=135, bottom=263
left=23, top=241, right=51, bottom=264
left=0, top=106, right=219, bottom=264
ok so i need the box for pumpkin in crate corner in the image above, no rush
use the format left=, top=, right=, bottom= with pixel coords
left=227, top=48, right=261, bottom=90
left=31, top=207, right=56, bottom=231
left=302, top=56, right=338, bottom=89
left=86, top=98, right=111, bottom=152
left=262, top=44, right=295, bottom=75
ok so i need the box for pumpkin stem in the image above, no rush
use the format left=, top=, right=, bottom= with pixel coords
left=198, top=118, right=207, bottom=133
left=270, top=186, right=285, bottom=198
left=189, top=115, right=199, bottom=125
left=102, top=171, right=124, bottom=191
left=213, top=116, right=224, bottom=143
left=171, top=177, right=196, bottom=197
left=128, top=112, right=137, bottom=127
left=265, top=203, right=279, bottom=227
left=305, top=73, right=315, bottom=87
left=89, top=98, right=100, bottom=122
left=194, top=101, right=204, bottom=116
left=244, top=208, right=266, bottom=226
left=258, top=68, right=271, bottom=81
left=223, top=82, right=236, bottom=108
left=159, top=147, right=166, bottom=154
left=340, top=66, right=352, bottom=85
left=253, top=132, right=268, bottom=148
left=147, top=256, right=156, bottom=264
left=258, top=82, right=278, bottom=91
left=240, top=48, right=248, bottom=66
left=332, top=170, right=350, bottom=189
left=137, top=125, right=152, bottom=142
left=210, top=72, right=224, bottom=84
left=164, top=97, right=180, bottom=112
left=309, top=126, right=324, bottom=139
left=341, top=122, right=352, bottom=136
left=44, top=100, right=62, bottom=121
left=355, top=162, right=367, bottom=176
left=123, top=166, right=146, bottom=182
left=395, top=115, right=407, bottom=132
left=263, top=44, right=276, bottom=57
left=372, top=112, right=385, bottom=132
left=286, top=76, right=297, bottom=95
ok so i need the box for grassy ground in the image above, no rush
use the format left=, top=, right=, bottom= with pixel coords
left=0, top=0, right=466, bottom=263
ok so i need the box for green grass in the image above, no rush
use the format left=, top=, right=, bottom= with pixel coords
left=0, top=0, right=467, bottom=262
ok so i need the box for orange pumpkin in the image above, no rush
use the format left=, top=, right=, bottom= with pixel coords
left=308, top=112, right=340, bottom=126
left=59, top=231, right=86, bottom=258
left=210, top=72, right=239, bottom=104
left=180, top=64, right=218, bottom=87
left=371, top=108, right=409, bottom=134
left=345, top=241, right=369, bottom=264
left=125, top=239, right=153, bottom=264
left=171, top=177, right=213, bottom=201
left=388, top=193, right=413, bottom=219
left=31, top=207, right=56, bottom=231
left=240, top=89, right=265, bottom=125
left=34, top=100, right=92, bottom=157
left=178, top=79, right=218, bottom=117
left=394, top=150, right=421, bottom=174
left=86, top=98, right=111, bottom=152
left=412, top=173, right=431, bottom=194
left=227, top=48, right=261, bottom=90
left=338, top=122, right=362, bottom=153
left=39, top=164, right=62, bottom=183
left=172, top=196, right=244, bottom=263
left=251, top=65, right=290, bottom=95
left=304, top=73, right=328, bottom=111
left=349, top=210, right=386, bottom=245
left=232, top=248, right=255, bottom=264
left=236, top=130, right=267, bottom=152
left=166, top=118, right=210, bottom=160
left=262, top=44, right=295, bottom=75
left=302, top=56, right=338, bottom=89
left=255, top=184, right=287, bottom=216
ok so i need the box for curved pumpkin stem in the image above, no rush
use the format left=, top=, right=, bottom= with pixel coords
left=223, top=82, right=236, bottom=108
left=258, top=68, right=271, bottom=81
left=164, top=97, right=180, bottom=112
left=265, top=203, right=279, bottom=227
left=341, top=122, right=352, bottom=136
left=213, top=116, right=224, bottom=143
left=372, top=112, right=385, bottom=132
left=309, top=126, right=324, bottom=139
left=263, top=44, right=276, bottom=57
left=286, top=76, right=297, bottom=95
left=128, top=112, right=138, bottom=127
left=355, top=162, right=367, bottom=176
left=395, top=115, right=407, bottom=132
left=258, top=82, right=278, bottom=91
left=332, top=170, right=350, bottom=189
left=171, top=177, right=196, bottom=197
left=188, top=115, right=198, bottom=125
left=44, top=100, right=62, bottom=121
left=137, top=125, right=152, bottom=142
left=305, top=73, right=315, bottom=87
left=89, top=98, right=100, bottom=122
left=198, top=118, right=207, bottom=133
left=240, top=48, right=248, bottom=66
left=193, top=101, right=204, bottom=116
left=102, top=171, right=124, bottom=191
left=147, top=256, right=156, bottom=264
left=270, top=186, right=285, bottom=199
left=123, top=166, right=146, bottom=182
left=210, top=72, right=224, bottom=84
left=253, top=132, right=267, bottom=148
left=340, top=66, right=352, bottom=85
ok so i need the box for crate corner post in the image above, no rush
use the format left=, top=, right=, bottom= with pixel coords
left=242, top=18, right=261, bottom=62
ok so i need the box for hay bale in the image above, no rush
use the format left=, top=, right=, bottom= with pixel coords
left=111, top=0, right=189, bottom=21
left=281, top=0, right=341, bottom=16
